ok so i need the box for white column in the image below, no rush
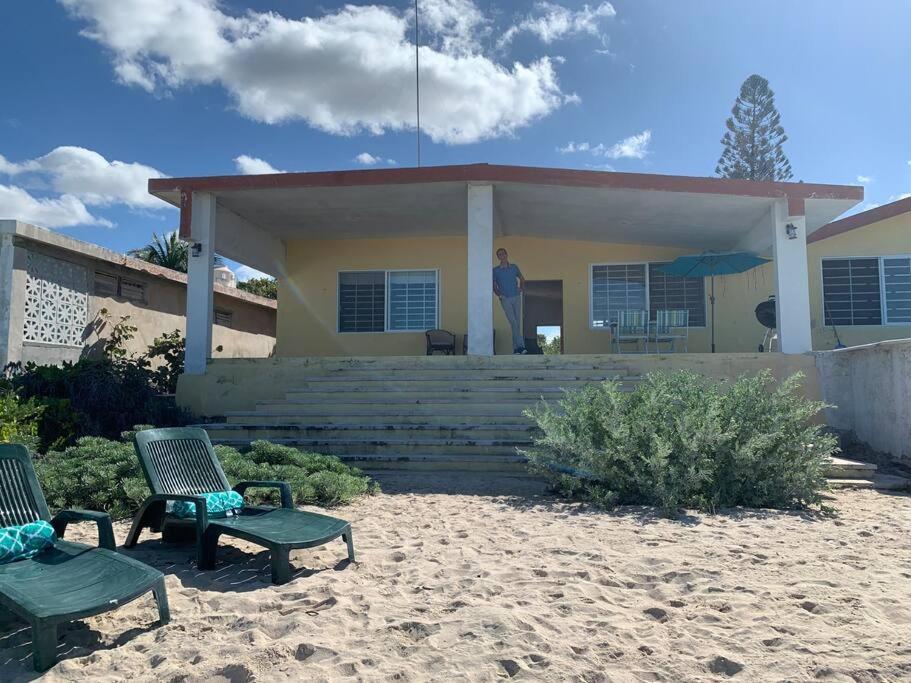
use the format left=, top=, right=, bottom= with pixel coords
left=185, top=192, right=216, bottom=374
left=467, top=183, right=494, bottom=356
left=771, top=201, right=812, bottom=354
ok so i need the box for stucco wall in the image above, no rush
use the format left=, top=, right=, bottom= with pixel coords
left=276, top=216, right=910, bottom=358
left=815, top=339, right=911, bottom=462
left=177, top=352, right=819, bottom=417
left=7, top=239, right=275, bottom=366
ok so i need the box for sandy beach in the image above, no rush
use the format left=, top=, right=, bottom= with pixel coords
left=1, top=473, right=909, bottom=682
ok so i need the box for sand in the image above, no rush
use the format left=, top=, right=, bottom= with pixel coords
left=1, top=473, right=909, bottom=682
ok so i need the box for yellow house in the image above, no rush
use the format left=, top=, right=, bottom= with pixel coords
left=148, top=164, right=867, bottom=364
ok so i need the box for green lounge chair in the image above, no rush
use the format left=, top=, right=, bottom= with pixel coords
left=124, top=428, right=355, bottom=585
left=0, top=444, right=169, bottom=671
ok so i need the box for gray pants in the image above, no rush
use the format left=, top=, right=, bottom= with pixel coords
left=499, top=294, right=525, bottom=351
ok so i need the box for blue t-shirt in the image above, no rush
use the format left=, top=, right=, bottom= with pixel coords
left=493, top=263, right=522, bottom=297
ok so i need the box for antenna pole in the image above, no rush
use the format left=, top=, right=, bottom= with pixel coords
left=414, top=0, right=421, bottom=167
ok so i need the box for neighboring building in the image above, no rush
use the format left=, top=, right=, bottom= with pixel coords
left=0, top=220, right=276, bottom=368
left=214, top=263, right=237, bottom=289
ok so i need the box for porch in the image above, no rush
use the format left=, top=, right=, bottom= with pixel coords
left=147, top=164, right=862, bottom=365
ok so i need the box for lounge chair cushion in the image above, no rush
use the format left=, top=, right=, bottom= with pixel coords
left=0, top=520, right=57, bottom=564
left=170, top=490, right=244, bottom=519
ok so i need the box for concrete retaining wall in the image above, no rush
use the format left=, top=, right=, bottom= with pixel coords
left=815, top=339, right=911, bottom=463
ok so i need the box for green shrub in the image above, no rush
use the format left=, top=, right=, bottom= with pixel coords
left=216, top=440, right=379, bottom=507
left=524, top=370, right=835, bottom=515
left=35, top=432, right=377, bottom=518
left=0, top=389, right=43, bottom=451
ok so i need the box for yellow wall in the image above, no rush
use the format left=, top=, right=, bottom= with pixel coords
left=275, top=215, right=910, bottom=357
left=807, top=211, right=911, bottom=350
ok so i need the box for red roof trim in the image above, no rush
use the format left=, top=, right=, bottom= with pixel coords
left=808, top=195, right=911, bottom=244
left=151, top=163, right=861, bottom=204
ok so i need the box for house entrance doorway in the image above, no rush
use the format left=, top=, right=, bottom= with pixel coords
left=523, top=280, right=563, bottom=353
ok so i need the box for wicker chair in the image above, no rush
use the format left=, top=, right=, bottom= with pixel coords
left=425, top=329, right=456, bottom=355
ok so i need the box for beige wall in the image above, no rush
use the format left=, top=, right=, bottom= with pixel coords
left=276, top=214, right=910, bottom=357
left=11, top=240, right=275, bottom=367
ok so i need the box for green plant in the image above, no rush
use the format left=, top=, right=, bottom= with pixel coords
left=93, top=309, right=139, bottom=360
left=0, top=389, right=43, bottom=450
left=237, top=277, right=278, bottom=299
left=34, top=432, right=378, bottom=518
left=216, top=441, right=379, bottom=507
left=524, top=370, right=835, bottom=516
left=145, top=330, right=185, bottom=393
left=127, top=231, right=189, bottom=272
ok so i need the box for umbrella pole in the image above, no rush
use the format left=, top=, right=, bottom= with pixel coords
left=710, top=275, right=716, bottom=353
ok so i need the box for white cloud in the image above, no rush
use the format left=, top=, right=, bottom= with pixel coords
left=558, top=129, right=651, bottom=160
left=354, top=152, right=380, bottom=166
left=60, top=0, right=566, bottom=145
left=233, top=264, right=270, bottom=282
left=234, top=155, right=284, bottom=175
left=499, top=2, right=616, bottom=48
left=0, top=146, right=167, bottom=208
left=0, top=184, right=111, bottom=228
left=856, top=175, right=873, bottom=184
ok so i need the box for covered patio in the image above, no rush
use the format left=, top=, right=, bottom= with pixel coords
left=148, top=163, right=861, bottom=373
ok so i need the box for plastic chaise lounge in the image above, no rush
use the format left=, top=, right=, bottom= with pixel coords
left=124, top=427, right=355, bottom=585
left=0, top=444, right=169, bottom=671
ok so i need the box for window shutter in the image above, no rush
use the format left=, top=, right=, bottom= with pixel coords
left=648, top=263, right=705, bottom=326
left=591, top=264, right=646, bottom=327
left=338, top=271, right=385, bottom=332
left=388, top=271, right=438, bottom=331
left=822, top=258, right=882, bottom=326
left=883, top=256, right=911, bottom=324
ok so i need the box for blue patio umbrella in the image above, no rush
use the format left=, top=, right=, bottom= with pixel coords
left=658, top=250, right=770, bottom=353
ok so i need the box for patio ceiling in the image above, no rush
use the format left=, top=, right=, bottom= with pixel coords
left=149, top=163, right=862, bottom=251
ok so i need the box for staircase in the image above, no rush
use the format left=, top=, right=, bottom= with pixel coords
left=199, top=356, right=639, bottom=472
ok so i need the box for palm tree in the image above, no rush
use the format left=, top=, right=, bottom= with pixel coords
left=128, top=232, right=189, bottom=272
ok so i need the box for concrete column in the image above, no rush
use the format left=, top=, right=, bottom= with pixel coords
left=0, top=232, right=16, bottom=367
left=467, top=183, right=494, bottom=356
left=770, top=201, right=812, bottom=354
left=185, top=192, right=216, bottom=374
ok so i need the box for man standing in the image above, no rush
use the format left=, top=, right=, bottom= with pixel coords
left=493, top=248, right=527, bottom=354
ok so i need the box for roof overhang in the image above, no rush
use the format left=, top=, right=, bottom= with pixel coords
left=149, top=164, right=862, bottom=264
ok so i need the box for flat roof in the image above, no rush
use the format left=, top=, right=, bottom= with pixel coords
left=809, top=195, right=911, bottom=244
left=148, top=163, right=862, bottom=253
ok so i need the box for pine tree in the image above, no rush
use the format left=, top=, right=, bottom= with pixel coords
left=716, top=74, right=793, bottom=181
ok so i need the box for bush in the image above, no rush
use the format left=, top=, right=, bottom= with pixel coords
left=35, top=432, right=377, bottom=518
left=0, top=388, right=44, bottom=451
left=216, top=440, right=380, bottom=507
left=524, top=370, right=835, bottom=515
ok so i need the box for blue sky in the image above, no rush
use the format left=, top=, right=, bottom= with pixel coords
left=1, top=1, right=909, bottom=279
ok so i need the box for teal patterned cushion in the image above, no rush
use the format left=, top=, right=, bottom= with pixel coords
left=170, top=491, right=244, bottom=519
left=0, top=520, right=57, bottom=564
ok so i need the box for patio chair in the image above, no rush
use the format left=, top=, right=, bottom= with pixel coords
left=650, top=309, right=689, bottom=353
left=0, top=444, right=169, bottom=671
left=425, top=329, right=456, bottom=355
left=612, top=309, right=650, bottom=353
left=124, top=428, right=355, bottom=585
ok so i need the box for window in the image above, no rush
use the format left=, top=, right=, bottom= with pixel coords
left=823, top=256, right=911, bottom=326
left=214, top=309, right=233, bottom=328
left=648, top=263, right=706, bottom=327
left=338, top=271, right=385, bottom=332
left=591, top=264, right=646, bottom=327
left=388, top=270, right=438, bottom=331
left=120, top=278, right=146, bottom=302
left=94, top=271, right=118, bottom=296
left=590, top=262, right=705, bottom=328
left=338, top=270, right=438, bottom=333
left=882, top=257, right=911, bottom=324
left=94, top=272, right=147, bottom=303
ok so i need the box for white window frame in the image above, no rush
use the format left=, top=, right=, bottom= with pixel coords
left=820, top=254, right=911, bottom=327
left=337, top=268, right=441, bottom=334
left=588, top=261, right=708, bottom=330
